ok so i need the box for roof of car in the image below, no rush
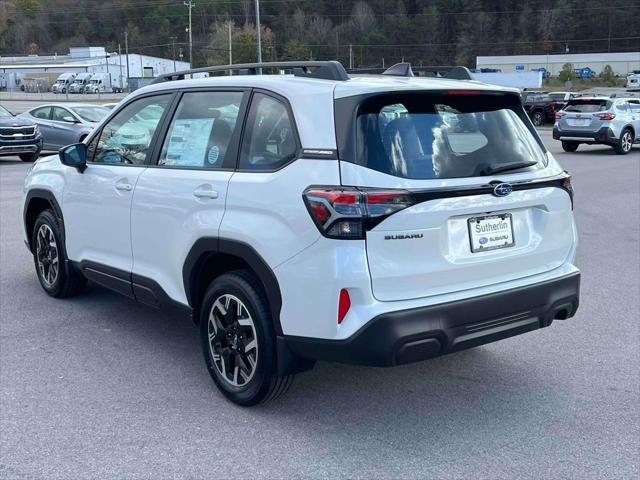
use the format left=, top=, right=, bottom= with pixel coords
left=132, top=73, right=518, bottom=101
left=29, top=103, right=108, bottom=109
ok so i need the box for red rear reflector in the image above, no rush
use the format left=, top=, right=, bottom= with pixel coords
left=338, top=289, right=351, bottom=324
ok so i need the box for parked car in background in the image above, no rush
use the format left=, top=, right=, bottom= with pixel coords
left=553, top=97, right=640, bottom=154
left=627, top=74, right=640, bottom=91
left=19, top=104, right=109, bottom=150
left=548, top=92, right=580, bottom=110
left=0, top=105, right=42, bottom=161
left=531, top=67, right=551, bottom=78
left=523, top=93, right=559, bottom=126
left=68, top=73, right=93, bottom=94
left=51, top=73, right=76, bottom=94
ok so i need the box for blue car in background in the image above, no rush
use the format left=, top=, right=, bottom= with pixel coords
left=574, top=67, right=596, bottom=79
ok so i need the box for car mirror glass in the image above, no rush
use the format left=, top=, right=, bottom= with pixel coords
left=59, top=143, right=87, bottom=172
left=62, top=116, right=77, bottom=123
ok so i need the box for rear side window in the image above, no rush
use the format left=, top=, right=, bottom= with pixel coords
left=348, top=92, right=547, bottom=180
left=31, top=107, right=51, bottom=119
left=565, top=100, right=611, bottom=113
left=239, top=93, right=298, bottom=171
left=158, top=91, right=243, bottom=169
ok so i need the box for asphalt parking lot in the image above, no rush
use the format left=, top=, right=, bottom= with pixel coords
left=0, top=131, right=638, bottom=479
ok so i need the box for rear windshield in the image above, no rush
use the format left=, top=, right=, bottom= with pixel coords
left=347, top=92, right=547, bottom=180
left=564, top=99, right=611, bottom=113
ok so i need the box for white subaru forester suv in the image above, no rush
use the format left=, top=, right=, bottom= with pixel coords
left=22, top=62, right=580, bottom=406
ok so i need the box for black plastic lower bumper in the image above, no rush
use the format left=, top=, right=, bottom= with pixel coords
left=553, top=126, right=618, bottom=144
left=284, top=273, right=580, bottom=367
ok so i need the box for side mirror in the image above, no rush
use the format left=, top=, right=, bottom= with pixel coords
left=62, top=115, right=78, bottom=123
left=59, top=143, right=87, bottom=172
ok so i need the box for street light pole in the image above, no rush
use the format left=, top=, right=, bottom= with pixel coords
left=255, top=0, right=262, bottom=64
left=184, top=0, right=194, bottom=68
left=170, top=36, right=177, bottom=72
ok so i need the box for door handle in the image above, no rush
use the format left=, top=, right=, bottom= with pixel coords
left=115, top=182, right=133, bottom=192
left=193, top=185, right=219, bottom=199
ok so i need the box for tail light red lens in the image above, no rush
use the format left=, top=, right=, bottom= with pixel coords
left=555, top=111, right=565, bottom=120
left=337, top=289, right=351, bottom=324
left=303, top=187, right=413, bottom=239
left=593, top=112, right=615, bottom=120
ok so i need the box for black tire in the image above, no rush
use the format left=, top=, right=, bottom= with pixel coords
left=561, top=141, right=579, bottom=152
left=19, top=152, right=39, bottom=162
left=31, top=210, right=86, bottom=298
left=200, top=270, right=293, bottom=406
left=614, top=129, right=634, bottom=155
left=532, top=110, right=544, bottom=126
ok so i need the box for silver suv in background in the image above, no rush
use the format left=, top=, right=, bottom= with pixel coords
left=553, top=97, right=640, bottom=154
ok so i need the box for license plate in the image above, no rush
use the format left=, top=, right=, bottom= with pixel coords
left=468, top=214, right=515, bottom=253
left=568, top=118, right=590, bottom=127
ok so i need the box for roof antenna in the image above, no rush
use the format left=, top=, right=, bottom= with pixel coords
left=382, top=62, right=414, bottom=77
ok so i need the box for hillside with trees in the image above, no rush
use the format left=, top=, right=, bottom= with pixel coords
left=1, top=0, right=638, bottom=68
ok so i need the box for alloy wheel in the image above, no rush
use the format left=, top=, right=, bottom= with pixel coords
left=207, top=294, right=259, bottom=387
left=36, top=224, right=59, bottom=287
left=621, top=131, right=632, bottom=152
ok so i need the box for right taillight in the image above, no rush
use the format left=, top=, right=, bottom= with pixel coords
left=555, top=111, right=566, bottom=120
left=303, top=186, right=413, bottom=239
left=593, top=112, right=615, bottom=120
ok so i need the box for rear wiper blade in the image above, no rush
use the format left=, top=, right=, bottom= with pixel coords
left=480, top=160, right=538, bottom=176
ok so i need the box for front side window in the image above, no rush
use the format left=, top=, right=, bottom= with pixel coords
left=239, top=93, right=297, bottom=171
left=90, top=95, right=171, bottom=165
left=52, top=107, right=75, bottom=123
left=158, top=91, right=243, bottom=169
left=352, top=92, right=547, bottom=180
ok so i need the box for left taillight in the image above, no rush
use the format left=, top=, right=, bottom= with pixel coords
left=303, top=186, right=413, bottom=239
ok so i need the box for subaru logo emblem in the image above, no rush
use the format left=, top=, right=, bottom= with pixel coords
left=493, top=183, right=513, bottom=197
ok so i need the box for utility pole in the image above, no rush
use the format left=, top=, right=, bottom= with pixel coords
left=184, top=0, right=194, bottom=68
left=124, top=30, right=130, bottom=92
left=118, top=43, right=123, bottom=92
left=228, top=22, right=233, bottom=66
left=255, top=0, right=262, bottom=63
left=170, top=36, right=177, bottom=72
left=349, top=44, right=353, bottom=69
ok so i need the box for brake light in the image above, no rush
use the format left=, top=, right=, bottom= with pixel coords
left=337, top=289, right=351, bottom=324
left=446, top=89, right=481, bottom=95
left=555, top=111, right=566, bottom=120
left=303, top=187, right=413, bottom=239
left=593, top=112, right=615, bottom=120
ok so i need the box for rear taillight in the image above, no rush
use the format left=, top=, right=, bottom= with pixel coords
left=593, top=112, right=615, bottom=120
left=337, top=289, right=351, bottom=324
left=555, top=111, right=566, bottom=120
left=303, top=186, right=413, bottom=239
left=562, top=172, right=574, bottom=209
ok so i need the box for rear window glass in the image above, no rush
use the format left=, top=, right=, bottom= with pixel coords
left=564, top=100, right=610, bottom=113
left=352, top=93, right=547, bottom=180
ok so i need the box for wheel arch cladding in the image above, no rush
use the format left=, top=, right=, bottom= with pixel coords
left=183, top=238, right=284, bottom=335
left=24, top=189, right=64, bottom=253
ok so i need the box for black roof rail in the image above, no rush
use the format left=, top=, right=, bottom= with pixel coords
left=348, top=63, right=474, bottom=81
left=151, top=61, right=350, bottom=84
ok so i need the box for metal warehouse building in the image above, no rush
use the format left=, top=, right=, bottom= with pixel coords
left=0, top=46, right=190, bottom=92
left=476, top=52, right=640, bottom=76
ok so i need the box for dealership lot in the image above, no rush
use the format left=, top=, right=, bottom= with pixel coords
left=0, top=131, right=638, bottom=478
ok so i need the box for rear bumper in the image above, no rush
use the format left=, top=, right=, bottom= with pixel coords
left=284, top=272, right=580, bottom=367
left=553, top=126, right=618, bottom=144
